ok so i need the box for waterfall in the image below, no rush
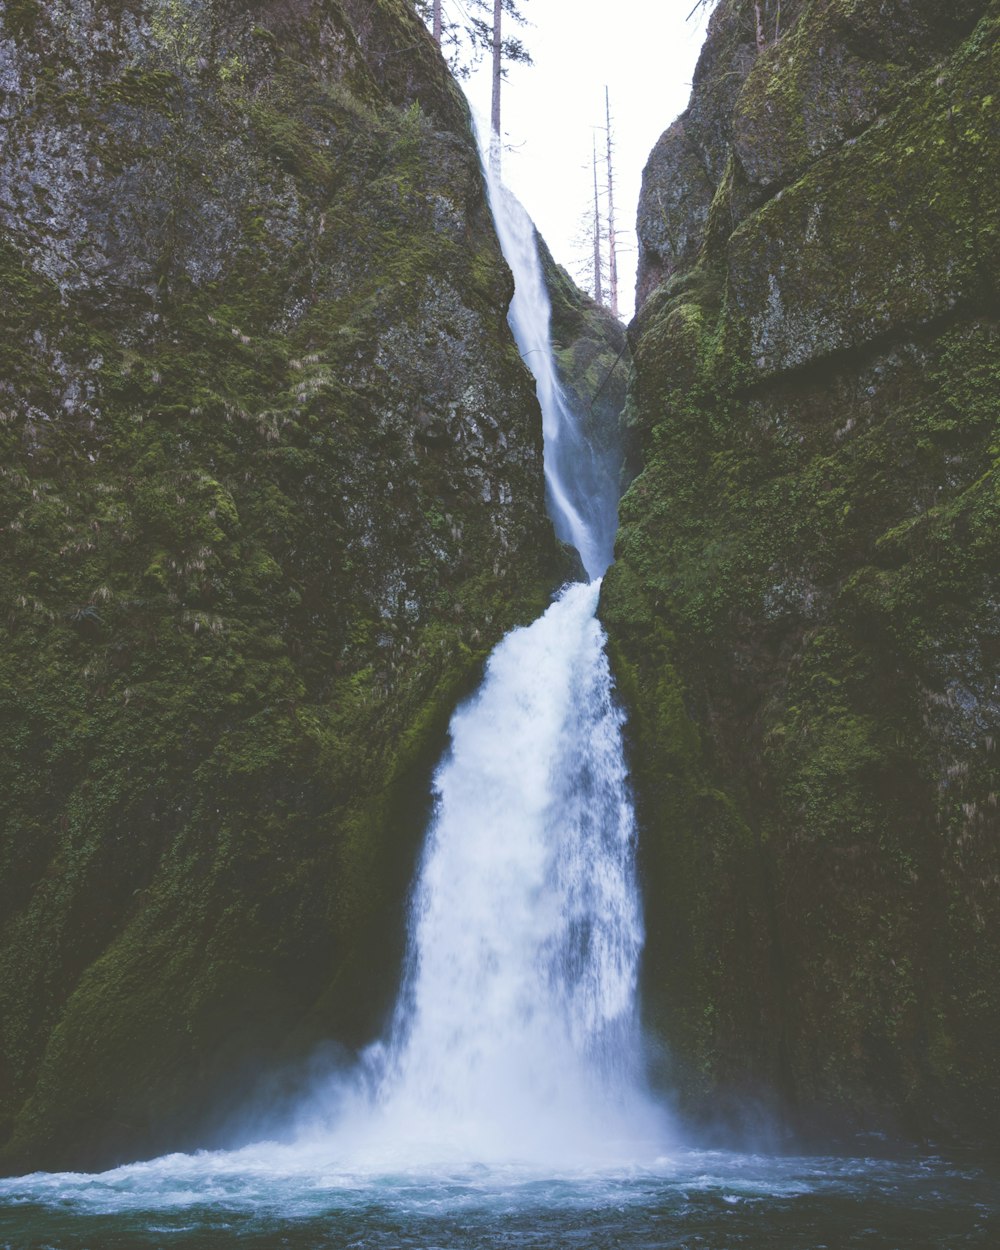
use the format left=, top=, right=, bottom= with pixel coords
left=353, top=137, right=662, bottom=1165
left=368, top=581, right=650, bottom=1160
left=481, top=150, right=619, bottom=580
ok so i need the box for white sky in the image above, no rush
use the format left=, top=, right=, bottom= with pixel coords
left=454, top=0, right=713, bottom=321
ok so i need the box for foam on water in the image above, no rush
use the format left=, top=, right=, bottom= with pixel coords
left=2, top=1144, right=994, bottom=1230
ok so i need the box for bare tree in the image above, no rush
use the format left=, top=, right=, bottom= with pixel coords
left=591, top=135, right=604, bottom=307
left=572, top=93, right=627, bottom=315
left=605, top=87, right=619, bottom=319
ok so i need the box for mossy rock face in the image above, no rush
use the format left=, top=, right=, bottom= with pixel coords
left=536, top=232, right=630, bottom=516
left=636, top=119, right=714, bottom=309
left=728, top=19, right=1000, bottom=378
left=610, top=0, right=1000, bottom=1145
left=731, top=0, right=987, bottom=196
left=0, top=0, right=564, bottom=1171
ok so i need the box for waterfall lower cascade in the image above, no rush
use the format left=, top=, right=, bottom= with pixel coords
left=367, top=581, right=653, bottom=1163
left=347, top=147, right=663, bottom=1166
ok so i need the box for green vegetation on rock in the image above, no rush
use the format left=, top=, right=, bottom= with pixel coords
left=0, top=0, right=565, bottom=1171
left=608, top=0, right=1000, bottom=1144
left=537, top=233, right=631, bottom=513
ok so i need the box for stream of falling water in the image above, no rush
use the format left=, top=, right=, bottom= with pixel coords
left=342, top=125, right=661, bottom=1168
left=362, top=577, right=659, bottom=1166
left=482, top=153, right=619, bottom=581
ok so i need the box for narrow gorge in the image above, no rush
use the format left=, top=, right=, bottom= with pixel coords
left=1, top=0, right=998, bottom=1246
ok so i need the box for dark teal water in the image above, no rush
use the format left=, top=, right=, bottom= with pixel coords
left=2, top=1147, right=997, bottom=1249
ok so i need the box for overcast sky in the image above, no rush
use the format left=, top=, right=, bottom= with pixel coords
left=452, top=0, right=713, bottom=321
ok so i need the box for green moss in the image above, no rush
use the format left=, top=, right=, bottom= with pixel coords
left=1, top=0, right=40, bottom=38
left=101, top=67, right=183, bottom=114
left=728, top=9, right=1000, bottom=377
left=609, top=0, right=1000, bottom=1141
left=732, top=0, right=917, bottom=191
left=0, top=0, right=563, bottom=1173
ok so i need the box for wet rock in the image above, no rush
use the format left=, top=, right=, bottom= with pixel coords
left=635, top=118, right=714, bottom=310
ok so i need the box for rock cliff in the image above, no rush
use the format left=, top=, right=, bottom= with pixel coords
left=0, top=0, right=567, bottom=1171
left=604, top=0, right=1000, bottom=1143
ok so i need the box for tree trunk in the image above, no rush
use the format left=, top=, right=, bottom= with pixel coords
left=605, top=87, right=619, bottom=319
left=433, top=0, right=442, bottom=44
left=592, top=137, right=604, bottom=306
left=491, top=0, right=503, bottom=136
left=490, top=0, right=502, bottom=172
left=754, top=1, right=766, bottom=50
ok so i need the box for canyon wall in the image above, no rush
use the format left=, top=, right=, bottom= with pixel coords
left=604, top=0, right=1000, bottom=1144
left=0, top=0, right=573, bottom=1171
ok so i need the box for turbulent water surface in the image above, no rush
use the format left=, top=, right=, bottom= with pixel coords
left=2, top=1147, right=998, bottom=1248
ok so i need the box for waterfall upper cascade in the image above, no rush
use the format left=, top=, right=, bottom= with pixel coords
left=482, top=152, right=619, bottom=581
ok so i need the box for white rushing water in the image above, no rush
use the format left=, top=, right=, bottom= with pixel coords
left=363, top=579, right=656, bottom=1164
left=482, top=143, right=619, bottom=580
